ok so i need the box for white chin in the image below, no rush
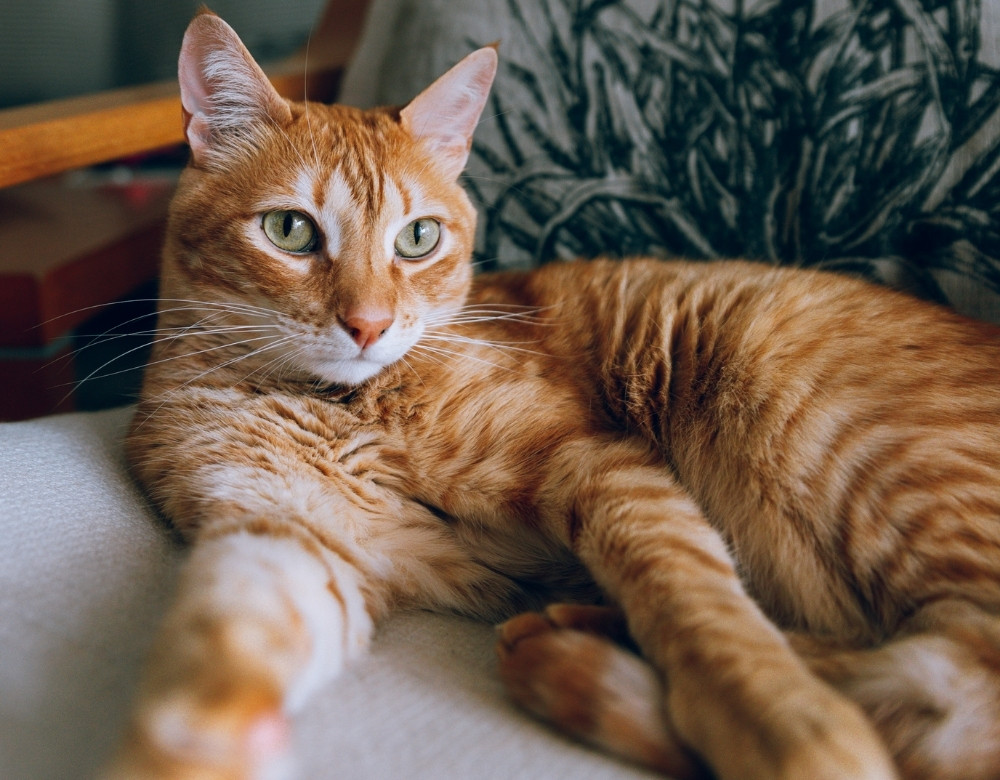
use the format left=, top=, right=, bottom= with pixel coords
left=309, top=358, right=391, bottom=386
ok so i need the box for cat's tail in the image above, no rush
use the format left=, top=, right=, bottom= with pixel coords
left=790, top=599, right=1000, bottom=780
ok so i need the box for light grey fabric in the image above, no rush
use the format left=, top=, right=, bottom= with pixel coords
left=0, top=407, right=655, bottom=779
left=0, top=408, right=181, bottom=779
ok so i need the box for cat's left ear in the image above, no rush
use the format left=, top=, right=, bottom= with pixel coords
left=400, top=46, right=498, bottom=180
left=178, top=10, right=293, bottom=168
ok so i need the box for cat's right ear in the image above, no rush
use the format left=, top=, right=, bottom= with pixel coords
left=178, top=10, right=292, bottom=168
left=400, top=46, right=498, bottom=180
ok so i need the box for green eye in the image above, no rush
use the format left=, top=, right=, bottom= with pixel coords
left=262, top=210, right=318, bottom=253
left=394, top=218, right=440, bottom=259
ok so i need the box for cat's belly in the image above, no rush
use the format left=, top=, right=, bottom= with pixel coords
left=447, top=510, right=603, bottom=607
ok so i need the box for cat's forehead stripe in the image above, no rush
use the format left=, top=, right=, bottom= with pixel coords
left=336, top=147, right=384, bottom=215
left=320, top=163, right=412, bottom=218
left=397, top=178, right=412, bottom=216
left=301, top=153, right=435, bottom=259
left=312, top=170, right=327, bottom=213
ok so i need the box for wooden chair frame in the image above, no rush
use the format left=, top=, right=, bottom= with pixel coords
left=0, top=0, right=369, bottom=189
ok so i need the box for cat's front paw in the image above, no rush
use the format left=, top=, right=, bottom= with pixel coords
left=103, top=677, right=292, bottom=780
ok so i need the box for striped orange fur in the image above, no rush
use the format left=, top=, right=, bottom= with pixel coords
left=109, top=10, right=1000, bottom=780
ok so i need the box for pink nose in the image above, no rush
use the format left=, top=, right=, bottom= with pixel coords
left=343, top=312, right=394, bottom=349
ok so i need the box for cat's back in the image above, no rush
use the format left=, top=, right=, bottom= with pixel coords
left=467, top=258, right=1000, bottom=471
left=493, top=257, right=1000, bottom=633
left=489, top=256, right=1000, bottom=406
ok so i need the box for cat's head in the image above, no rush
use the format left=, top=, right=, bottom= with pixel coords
left=161, top=10, right=496, bottom=386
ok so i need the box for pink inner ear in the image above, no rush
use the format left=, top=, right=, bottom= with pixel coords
left=177, top=12, right=292, bottom=163
left=400, top=47, right=499, bottom=179
left=178, top=27, right=213, bottom=119
left=183, top=113, right=212, bottom=157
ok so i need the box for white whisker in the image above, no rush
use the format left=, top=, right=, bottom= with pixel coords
left=425, top=303, right=561, bottom=328
left=67, top=330, right=286, bottom=397
left=75, top=322, right=276, bottom=354
left=155, top=297, right=282, bottom=318
left=39, top=297, right=280, bottom=335
left=411, top=343, right=524, bottom=374
left=142, top=333, right=301, bottom=413
left=422, top=332, right=544, bottom=354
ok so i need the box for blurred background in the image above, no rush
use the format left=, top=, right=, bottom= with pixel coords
left=0, top=0, right=332, bottom=418
left=0, top=0, right=328, bottom=108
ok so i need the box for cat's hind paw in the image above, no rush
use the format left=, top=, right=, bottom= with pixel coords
left=497, top=608, right=708, bottom=779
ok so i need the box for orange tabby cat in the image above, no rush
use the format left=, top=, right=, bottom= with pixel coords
left=109, top=10, right=1000, bottom=780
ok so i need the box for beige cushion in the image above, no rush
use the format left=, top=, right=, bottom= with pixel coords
left=0, top=406, right=653, bottom=778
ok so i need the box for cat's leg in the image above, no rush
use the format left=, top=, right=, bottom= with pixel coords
left=791, top=599, right=1000, bottom=780
left=104, top=529, right=373, bottom=780
left=498, top=605, right=708, bottom=778
left=546, top=441, right=898, bottom=780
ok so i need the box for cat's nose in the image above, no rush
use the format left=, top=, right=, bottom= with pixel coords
left=343, top=310, right=394, bottom=349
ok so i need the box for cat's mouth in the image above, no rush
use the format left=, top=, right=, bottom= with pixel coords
left=274, top=319, right=425, bottom=387
left=301, top=328, right=421, bottom=386
left=305, top=354, right=396, bottom=387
